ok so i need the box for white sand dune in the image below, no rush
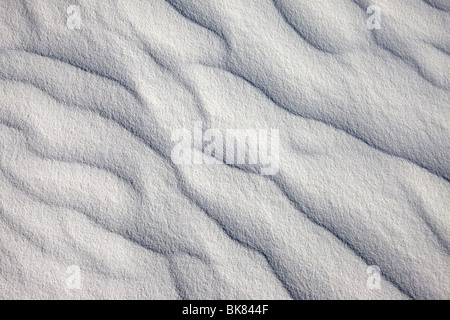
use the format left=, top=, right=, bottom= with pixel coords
left=0, top=0, right=449, bottom=299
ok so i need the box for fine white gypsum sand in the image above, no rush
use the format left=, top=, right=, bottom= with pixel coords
left=0, top=0, right=449, bottom=299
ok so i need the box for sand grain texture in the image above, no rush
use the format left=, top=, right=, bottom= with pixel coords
left=0, top=0, right=449, bottom=299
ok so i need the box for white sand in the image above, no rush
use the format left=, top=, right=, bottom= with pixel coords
left=0, top=0, right=448, bottom=299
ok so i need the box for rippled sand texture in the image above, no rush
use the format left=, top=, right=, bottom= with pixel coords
left=0, top=0, right=449, bottom=299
